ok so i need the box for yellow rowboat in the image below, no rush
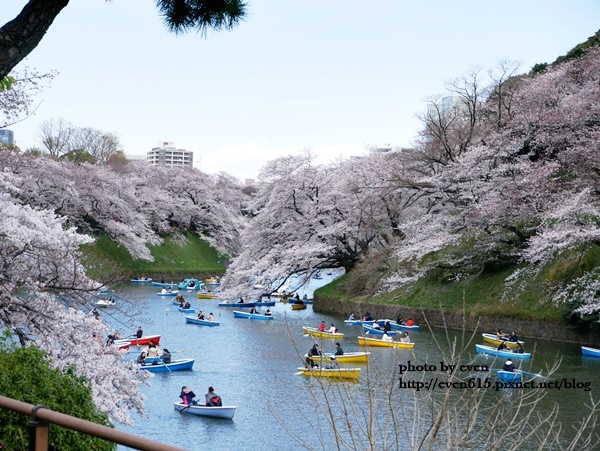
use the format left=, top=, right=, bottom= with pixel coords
left=196, top=292, right=216, bottom=299
left=357, top=336, right=415, bottom=349
left=304, top=352, right=371, bottom=364
left=291, top=303, right=307, bottom=310
left=295, top=367, right=361, bottom=380
left=302, top=326, right=344, bottom=339
left=482, top=333, right=524, bottom=348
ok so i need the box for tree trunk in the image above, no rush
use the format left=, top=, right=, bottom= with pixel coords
left=0, top=0, right=70, bottom=80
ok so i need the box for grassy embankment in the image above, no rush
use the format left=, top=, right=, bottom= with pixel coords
left=81, top=233, right=226, bottom=280
left=316, top=244, right=600, bottom=323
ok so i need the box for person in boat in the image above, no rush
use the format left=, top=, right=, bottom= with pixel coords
left=205, top=387, right=222, bottom=407
left=207, top=312, right=215, bottom=321
left=137, top=351, right=147, bottom=365
left=182, top=301, right=191, bottom=309
left=135, top=326, right=143, bottom=339
left=180, top=386, right=197, bottom=406
left=396, top=314, right=404, bottom=325
left=496, top=329, right=508, bottom=341
left=497, top=341, right=510, bottom=352
left=161, top=349, right=172, bottom=364
left=106, top=334, right=115, bottom=346
left=113, top=330, right=120, bottom=340
left=384, top=321, right=392, bottom=332
left=372, top=322, right=382, bottom=330
left=175, top=294, right=183, bottom=302
left=400, top=332, right=411, bottom=343
left=302, top=294, right=308, bottom=302
left=364, top=312, right=373, bottom=321
left=160, top=278, right=165, bottom=284
left=502, top=358, right=515, bottom=372
left=249, top=306, right=259, bottom=314
left=508, top=331, right=519, bottom=342
left=334, top=342, right=344, bottom=356
left=310, top=344, right=321, bottom=356
left=328, top=323, right=337, bottom=334
left=326, top=356, right=339, bottom=369
left=318, top=321, right=326, bottom=332
left=305, top=353, right=317, bottom=369
left=238, top=297, right=245, bottom=303
left=161, top=288, right=168, bottom=294
left=382, top=331, right=393, bottom=342
left=515, top=342, right=525, bottom=354
left=406, top=318, right=414, bottom=327
left=197, top=311, right=205, bottom=320
left=294, top=293, right=300, bottom=301
left=92, top=308, right=100, bottom=320
left=264, top=309, right=272, bottom=316
left=348, top=312, right=355, bottom=321
left=144, top=341, right=162, bottom=358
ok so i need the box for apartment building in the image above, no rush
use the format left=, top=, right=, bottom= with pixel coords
left=147, top=141, right=193, bottom=169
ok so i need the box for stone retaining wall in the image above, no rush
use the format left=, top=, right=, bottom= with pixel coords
left=313, top=297, right=600, bottom=345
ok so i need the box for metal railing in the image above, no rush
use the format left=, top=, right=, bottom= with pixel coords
left=0, top=395, right=187, bottom=451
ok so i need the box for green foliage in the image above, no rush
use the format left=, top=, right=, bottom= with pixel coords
left=59, top=148, right=96, bottom=164
left=0, top=75, right=15, bottom=91
left=0, top=336, right=115, bottom=451
left=81, top=232, right=226, bottom=278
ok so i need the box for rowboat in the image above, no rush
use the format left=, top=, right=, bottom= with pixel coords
left=497, top=370, right=522, bottom=383
left=296, top=367, right=361, bottom=380
left=357, top=336, right=415, bottom=349
left=130, top=278, right=152, bottom=283
left=151, top=281, right=177, bottom=287
left=95, top=298, right=116, bottom=307
left=140, top=358, right=195, bottom=373
left=177, top=279, right=202, bottom=290
left=185, top=315, right=220, bottom=326
left=255, top=300, right=276, bottom=306
left=581, top=346, right=600, bottom=358
left=116, top=341, right=131, bottom=351
left=178, top=307, right=195, bottom=313
left=218, top=301, right=256, bottom=308
left=196, top=292, right=217, bottom=299
left=344, top=320, right=375, bottom=327
left=376, top=319, right=420, bottom=331
left=362, top=325, right=398, bottom=336
left=114, top=334, right=161, bottom=347
left=305, top=351, right=371, bottom=364
left=174, top=402, right=236, bottom=419
left=233, top=310, right=274, bottom=320
left=475, top=344, right=531, bottom=359
left=302, top=327, right=344, bottom=339
left=157, top=290, right=179, bottom=297
left=482, top=333, right=525, bottom=348
left=291, top=304, right=307, bottom=310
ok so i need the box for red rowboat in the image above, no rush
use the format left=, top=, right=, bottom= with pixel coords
left=114, top=334, right=161, bottom=347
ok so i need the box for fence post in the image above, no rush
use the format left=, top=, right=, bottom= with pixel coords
left=29, top=405, right=49, bottom=451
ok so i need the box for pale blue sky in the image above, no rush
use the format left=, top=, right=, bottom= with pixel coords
left=3, top=1, right=600, bottom=181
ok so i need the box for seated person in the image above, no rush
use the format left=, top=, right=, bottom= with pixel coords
left=348, top=312, right=355, bottom=321
left=508, top=331, right=519, bottom=342
left=310, top=344, right=321, bottom=356
left=318, top=321, right=326, bottom=332
left=382, top=331, right=393, bottom=342
left=161, top=349, right=172, bottom=364
left=326, top=357, right=339, bottom=369
left=515, top=343, right=525, bottom=354
left=334, top=343, right=344, bottom=355
left=496, top=329, right=508, bottom=340
left=328, top=324, right=336, bottom=334
left=182, top=301, right=191, bottom=309
left=197, top=311, right=205, bottom=320
left=384, top=321, right=392, bottom=332
left=406, top=318, right=414, bottom=327
left=497, top=341, right=510, bottom=352
left=137, top=351, right=147, bottom=365
left=396, top=315, right=404, bottom=325
left=179, top=386, right=196, bottom=405
left=364, top=312, right=373, bottom=321
left=400, top=332, right=411, bottom=343
left=264, top=309, right=272, bottom=316
left=502, top=358, right=515, bottom=372
left=207, top=312, right=215, bottom=321
left=250, top=307, right=258, bottom=314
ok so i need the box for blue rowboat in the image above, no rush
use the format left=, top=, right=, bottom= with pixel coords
left=475, top=344, right=531, bottom=359
left=157, top=290, right=179, bottom=297
left=582, top=346, right=600, bottom=358
left=185, top=315, right=220, bottom=326
left=497, top=370, right=522, bottom=383
left=363, top=324, right=398, bottom=336
left=344, top=320, right=375, bottom=327
left=376, top=319, right=420, bottom=331
left=178, top=307, right=195, bottom=313
left=233, top=310, right=273, bottom=320
left=255, top=300, right=276, bottom=307
left=219, top=301, right=256, bottom=308
left=140, top=358, right=195, bottom=373
left=130, top=278, right=152, bottom=283
left=151, top=281, right=177, bottom=287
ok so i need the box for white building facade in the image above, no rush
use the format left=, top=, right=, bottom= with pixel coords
left=147, top=141, right=193, bottom=169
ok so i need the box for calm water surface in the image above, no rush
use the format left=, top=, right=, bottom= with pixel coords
left=105, top=280, right=600, bottom=451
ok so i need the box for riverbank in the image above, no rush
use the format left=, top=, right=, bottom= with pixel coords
left=313, top=297, right=600, bottom=345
